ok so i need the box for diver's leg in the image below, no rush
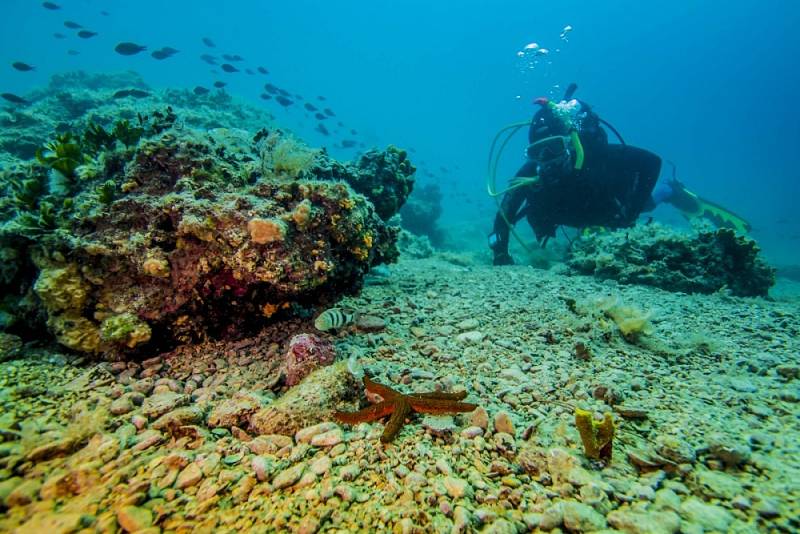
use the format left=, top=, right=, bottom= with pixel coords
left=489, top=161, right=537, bottom=265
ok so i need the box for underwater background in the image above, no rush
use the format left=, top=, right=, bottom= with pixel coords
left=1, top=2, right=800, bottom=533
left=3, top=0, right=798, bottom=264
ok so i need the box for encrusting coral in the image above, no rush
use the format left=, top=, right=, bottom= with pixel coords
left=0, top=88, right=415, bottom=356
left=574, top=407, right=615, bottom=462
left=567, top=222, right=775, bottom=297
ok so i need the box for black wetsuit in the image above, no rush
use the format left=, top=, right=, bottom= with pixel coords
left=491, top=101, right=662, bottom=259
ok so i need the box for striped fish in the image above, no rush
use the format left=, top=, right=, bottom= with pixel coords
left=314, top=307, right=355, bottom=331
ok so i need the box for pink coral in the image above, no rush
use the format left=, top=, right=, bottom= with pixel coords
left=283, top=333, right=336, bottom=386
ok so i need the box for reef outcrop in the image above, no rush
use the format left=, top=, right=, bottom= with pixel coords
left=0, top=74, right=415, bottom=356
left=566, top=223, right=775, bottom=297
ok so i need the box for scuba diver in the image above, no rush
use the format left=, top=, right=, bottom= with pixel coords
left=488, top=83, right=751, bottom=265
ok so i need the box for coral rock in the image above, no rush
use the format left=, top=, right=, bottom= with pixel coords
left=249, top=362, right=359, bottom=437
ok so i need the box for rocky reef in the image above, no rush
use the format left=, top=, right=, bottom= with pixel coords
left=0, top=73, right=415, bottom=356
left=399, top=183, right=444, bottom=244
left=566, top=223, right=775, bottom=297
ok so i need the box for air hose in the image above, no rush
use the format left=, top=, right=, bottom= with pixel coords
left=486, top=120, right=539, bottom=254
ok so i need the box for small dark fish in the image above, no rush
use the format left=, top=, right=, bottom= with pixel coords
left=222, top=54, right=235, bottom=61
left=200, top=54, right=217, bottom=65
left=245, top=68, right=254, bottom=75
left=337, top=121, right=344, bottom=127
left=315, top=123, right=330, bottom=136
left=100, top=11, right=110, bottom=16
left=67, top=49, right=80, bottom=56
left=277, top=88, right=290, bottom=97
left=213, top=81, right=227, bottom=88
left=193, top=86, right=210, bottom=95
left=304, top=102, right=318, bottom=112
left=263, top=83, right=278, bottom=94
left=222, top=54, right=244, bottom=62
left=113, top=88, right=150, bottom=99
left=314, top=112, right=326, bottom=120
left=350, top=129, right=358, bottom=135
left=42, top=2, right=60, bottom=10
left=202, top=37, right=216, bottom=48
left=341, top=139, right=357, bottom=148
left=115, top=42, right=147, bottom=56
left=220, top=63, right=239, bottom=73
left=161, top=47, right=179, bottom=55
left=1, top=93, right=29, bottom=105
left=317, top=95, right=326, bottom=101
left=53, top=32, right=66, bottom=39
left=12, top=62, right=35, bottom=72
left=323, top=108, right=335, bottom=117
left=78, top=30, right=98, bottom=39
left=440, top=166, right=449, bottom=173
left=295, top=94, right=304, bottom=100
left=151, top=50, right=171, bottom=60
left=63, top=20, right=82, bottom=29
left=275, top=95, right=293, bottom=107
left=260, top=93, right=272, bottom=100
left=257, top=66, right=268, bottom=75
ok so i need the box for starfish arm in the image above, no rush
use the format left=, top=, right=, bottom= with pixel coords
left=364, top=376, right=401, bottom=400
left=410, top=390, right=468, bottom=401
left=381, top=399, right=411, bottom=443
left=408, top=397, right=478, bottom=415
left=334, top=400, right=396, bottom=424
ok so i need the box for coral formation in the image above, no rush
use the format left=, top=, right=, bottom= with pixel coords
left=0, top=75, right=415, bottom=356
left=574, top=408, right=615, bottom=462
left=399, top=183, right=444, bottom=244
left=567, top=223, right=775, bottom=297
left=311, top=145, right=415, bottom=220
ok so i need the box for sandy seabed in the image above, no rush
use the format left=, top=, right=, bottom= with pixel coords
left=0, top=257, right=798, bottom=533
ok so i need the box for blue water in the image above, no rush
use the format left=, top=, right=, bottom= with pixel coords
left=2, top=0, right=799, bottom=264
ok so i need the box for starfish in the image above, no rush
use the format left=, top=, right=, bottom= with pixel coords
left=334, top=375, right=478, bottom=443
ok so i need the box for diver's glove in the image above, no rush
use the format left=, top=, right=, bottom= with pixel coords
left=493, top=252, right=514, bottom=266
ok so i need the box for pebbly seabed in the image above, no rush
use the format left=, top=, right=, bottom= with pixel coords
left=0, top=256, right=798, bottom=533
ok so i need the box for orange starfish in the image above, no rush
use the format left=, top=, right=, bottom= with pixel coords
left=334, top=376, right=478, bottom=442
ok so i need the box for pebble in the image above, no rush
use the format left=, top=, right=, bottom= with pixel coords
left=755, top=497, right=781, bottom=519
left=310, top=427, right=344, bottom=447
left=695, top=468, right=743, bottom=499
left=132, top=430, right=164, bottom=451
left=176, top=462, right=203, bottom=489
left=272, top=462, right=306, bottom=489
left=248, top=434, right=293, bottom=455
left=455, top=318, right=479, bottom=331
left=5, top=479, right=41, bottom=507
left=355, top=314, right=386, bottom=332
left=539, top=502, right=564, bottom=530
left=295, top=422, right=340, bottom=444
left=461, top=425, right=484, bottom=438
left=310, top=455, right=332, bottom=475
left=562, top=501, right=607, bottom=532
left=707, top=434, right=752, bottom=467
left=456, top=331, right=485, bottom=344
left=679, top=497, right=734, bottom=532
left=493, top=410, right=515, bottom=436
left=110, top=395, right=135, bottom=415
left=151, top=406, right=203, bottom=433
left=453, top=506, right=472, bottom=533
left=729, top=377, right=757, bottom=393
left=116, top=505, right=153, bottom=533
left=442, top=476, right=472, bottom=499
left=141, top=392, right=188, bottom=419
left=470, top=406, right=489, bottom=430
left=606, top=508, right=680, bottom=534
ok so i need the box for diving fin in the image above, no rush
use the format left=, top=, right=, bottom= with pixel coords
left=667, top=180, right=752, bottom=234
